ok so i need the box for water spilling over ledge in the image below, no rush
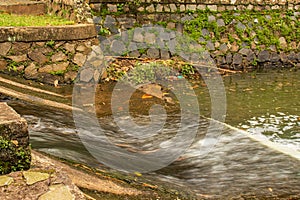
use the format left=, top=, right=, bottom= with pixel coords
left=6, top=99, right=299, bottom=199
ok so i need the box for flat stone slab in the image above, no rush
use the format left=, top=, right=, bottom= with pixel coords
left=39, top=184, right=75, bottom=200
left=0, top=24, right=97, bottom=42
left=0, top=176, right=13, bottom=186
left=23, top=171, right=49, bottom=185
left=0, top=0, right=46, bottom=15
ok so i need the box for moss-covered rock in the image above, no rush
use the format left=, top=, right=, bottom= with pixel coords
left=0, top=103, right=31, bottom=175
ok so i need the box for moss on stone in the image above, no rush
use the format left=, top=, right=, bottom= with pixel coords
left=184, top=9, right=298, bottom=52
left=0, top=136, right=31, bottom=175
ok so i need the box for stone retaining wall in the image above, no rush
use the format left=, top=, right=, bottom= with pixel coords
left=0, top=1, right=299, bottom=84
left=91, top=2, right=299, bottom=71
left=90, top=0, right=300, bottom=14
left=0, top=103, right=31, bottom=175
left=44, top=0, right=93, bottom=23
left=0, top=25, right=98, bottom=85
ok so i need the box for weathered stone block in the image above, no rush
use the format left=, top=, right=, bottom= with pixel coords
left=160, top=50, right=170, bottom=60
left=156, top=4, right=163, bottom=12
left=51, top=52, right=68, bottom=63
left=64, top=71, right=78, bottom=83
left=24, top=63, right=38, bottom=79
left=258, top=50, right=270, bottom=62
left=111, top=40, right=126, bottom=55
left=0, top=42, right=11, bottom=56
left=270, top=52, right=280, bottom=62
left=28, top=50, right=49, bottom=64
left=146, top=4, right=155, bottom=12
left=107, top=4, right=117, bottom=12
left=129, top=50, right=141, bottom=58
left=232, top=53, right=243, bottom=65
left=7, top=55, right=28, bottom=63
left=0, top=103, right=31, bottom=175
left=0, top=59, right=7, bottom=71
left=147, top=48, right=160, bottom=59
left=80, top=68, right=94, bottom=82
left=38, top=65, right=53, bottom=73
left=10, top=43, right=31, bottom=55
left=73, top=53, right=87, bottom=66
left=63, top=43, right=76, bottom=54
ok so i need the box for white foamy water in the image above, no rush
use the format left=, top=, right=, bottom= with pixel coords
left=238, top=112, right=300, bottom=152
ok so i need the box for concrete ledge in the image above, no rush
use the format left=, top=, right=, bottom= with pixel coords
left=0, top=0, right=46, bottom=15
left=0, top=24, right=97, bottom=42
left=0, top=102, right=31, bottom=175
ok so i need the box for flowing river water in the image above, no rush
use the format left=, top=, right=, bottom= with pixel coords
left=2, top=69, right=300, bottom=199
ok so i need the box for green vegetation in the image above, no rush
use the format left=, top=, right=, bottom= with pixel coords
left=184, top=9, right=298, bottom=51
left=0, top=136, right=31, bottom=175
left=180, top=64, right=195, bottom=77
left=125, top=62, right=173, bottom=84
left=0, top=13, right=74, bottom=27
left=50, top=70, right=65, bottom=76
left=105, top=59, right=199, bottom=82
left=7, top=60, right=27, bottom=73
left=45, top=40, right=55, bottom=48
left=98, top=26, right=111, bottom=36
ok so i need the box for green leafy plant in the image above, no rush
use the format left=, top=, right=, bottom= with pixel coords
left=7, top=61, right=18, bottom=72
left=251, top=58, right=258, bottom=66
left=180, top=64, right=195, bottom=77
left=98, top=26, right=111, bottom=36
left=117, top=3, right=125, bottom=12
left=156, top=21, right=167, bottom=27
left=125, top=62, right=173, bottom=84
left=0, top=136, right=31, bottom=175
left=7, top=60, right=26, bottom=73
left=45, top=40, right=55, bottom=48
left=50, top=70, right=65, bottom=76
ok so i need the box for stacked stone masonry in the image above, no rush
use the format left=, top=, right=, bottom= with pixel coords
left=90, top=0, right=300, bottom=13
left=91, top=0, right=299, bottom=72
left=0, top=25, right=98, bottom=85
left=0, top=0, right=299, bottom=84
left=84, top=26, right=299, bottom=84
left=43, top=0, right=94, bottom=23
left=0, top=40, right=98, bottom=84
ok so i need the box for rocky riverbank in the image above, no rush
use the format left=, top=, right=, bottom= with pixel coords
left=0, top=150, right=195, bottom=200
left=0, top=151, right=86, bottom=200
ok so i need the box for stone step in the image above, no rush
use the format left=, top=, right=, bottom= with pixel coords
left=0, top=0, right=46, bottom=15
